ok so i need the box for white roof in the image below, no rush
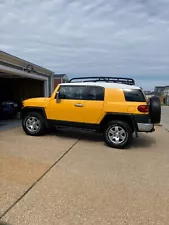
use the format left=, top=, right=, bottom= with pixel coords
left=60, top=82, right=140, bottom=90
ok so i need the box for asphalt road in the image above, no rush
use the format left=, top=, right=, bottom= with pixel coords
left=0, top=126, right=169, bottom=225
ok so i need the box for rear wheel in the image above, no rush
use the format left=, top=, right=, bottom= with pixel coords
left=104, top=120, right=133, bottom=149
left=22, top=112, right=46, bottom=136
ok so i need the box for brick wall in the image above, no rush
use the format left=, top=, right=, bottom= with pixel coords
left=53, top=78, right=61, bottom=90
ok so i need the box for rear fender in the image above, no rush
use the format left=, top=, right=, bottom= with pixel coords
left=100, top=113, right=138, bottom=133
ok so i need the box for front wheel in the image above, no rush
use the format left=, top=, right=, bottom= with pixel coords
left=104, top=120, right=133, bottom=149
left=22, top=112, right=46, bottom=136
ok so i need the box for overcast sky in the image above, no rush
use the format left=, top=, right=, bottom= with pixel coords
left=0, top=0, right=169, bottom=90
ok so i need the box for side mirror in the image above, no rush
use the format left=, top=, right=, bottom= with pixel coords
left=56, top=92, right=60, bottom=103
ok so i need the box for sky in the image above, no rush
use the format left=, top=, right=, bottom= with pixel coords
left=0, top=0, right=169, bottom=90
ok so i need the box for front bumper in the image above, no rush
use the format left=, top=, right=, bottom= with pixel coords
left=137, top=123, right=155, bottom=132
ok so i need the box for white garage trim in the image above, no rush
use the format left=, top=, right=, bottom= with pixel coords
left=0, top=64, right=49, bottom=81
left=44, top=80, right=49, bottom=97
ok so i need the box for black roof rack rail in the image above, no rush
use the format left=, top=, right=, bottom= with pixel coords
left=69, top=76, right=135, bottom=85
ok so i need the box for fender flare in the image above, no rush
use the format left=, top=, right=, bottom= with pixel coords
left=100, top=113, right=138, bottom=133
left=21, top=107, right=49, bottom=128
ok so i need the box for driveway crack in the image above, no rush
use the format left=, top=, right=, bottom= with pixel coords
left=0, top=137, right=81, bottom=220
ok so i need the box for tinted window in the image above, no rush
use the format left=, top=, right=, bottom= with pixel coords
left=84, top=86, right=104, bottom=101
left=58, top=86, right=85, bottom=100
left=124, top=89, right=146, bottom=102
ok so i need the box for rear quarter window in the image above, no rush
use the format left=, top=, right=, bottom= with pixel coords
left=124, top=89, right=146, bottom=102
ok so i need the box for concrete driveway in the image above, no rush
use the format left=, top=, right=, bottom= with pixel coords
left=0, top=126, right=169, bottom=225
left=0, top=119, right=21, bottom=131
left=161, top=106, right=169, bottom=131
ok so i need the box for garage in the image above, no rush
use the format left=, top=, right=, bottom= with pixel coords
left=0, top=51, right=54, bottom=123
left=0, top=77, right=44, bottom=102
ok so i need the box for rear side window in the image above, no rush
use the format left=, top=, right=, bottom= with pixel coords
left=124, top=89, right=146, bottom=102
left=84, top=86, right=104, bottom=101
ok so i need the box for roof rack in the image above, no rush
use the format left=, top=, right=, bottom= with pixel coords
left=69, top=76, right=135, bottom=85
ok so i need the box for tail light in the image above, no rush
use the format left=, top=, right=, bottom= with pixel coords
left=137, top=105, right=149, bottom=113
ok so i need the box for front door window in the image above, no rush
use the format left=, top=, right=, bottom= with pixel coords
left=59, top=86, right=85, bottom=100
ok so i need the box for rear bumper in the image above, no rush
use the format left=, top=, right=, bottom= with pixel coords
left=137, top=123, right=154, bottom=132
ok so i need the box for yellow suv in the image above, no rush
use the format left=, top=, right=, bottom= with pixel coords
left=21, top=77, right=161, bottom=149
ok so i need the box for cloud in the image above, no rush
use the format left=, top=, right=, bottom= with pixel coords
left=0, top=0, right=169, bottom=90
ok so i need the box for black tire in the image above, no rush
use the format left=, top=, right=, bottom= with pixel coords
left=103, top=120, right=133, bottom=149
left=149, top=96, right=161, bottom=124
left=22, top=111, right=46, bottom=136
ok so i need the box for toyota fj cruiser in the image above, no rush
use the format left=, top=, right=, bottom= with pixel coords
left=21, top=77, right=161, bottom=149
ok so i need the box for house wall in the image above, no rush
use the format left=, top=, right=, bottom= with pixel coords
left=53, top=78, right=62, bottom=90
left=163, top=87, right=169, bottom=95
left=154, top=87, right=166, bottom=93
left=163, top=87, right=169, bottom=105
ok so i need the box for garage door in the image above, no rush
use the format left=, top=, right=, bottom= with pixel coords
left=0, top=77, right=44, bottom=103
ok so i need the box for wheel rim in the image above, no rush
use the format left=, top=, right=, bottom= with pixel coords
left=25, top=116, right=41, bottom=133
left=107, top=125, right=127, bottom=144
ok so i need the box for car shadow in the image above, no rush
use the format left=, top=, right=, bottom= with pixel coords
left=49, top=127, right=103, bottom=142
left=49, top=128, right=156, bottom=148
left=130, top=133, right=156, bottom=149
left=0, top=222, right=11, bottom=225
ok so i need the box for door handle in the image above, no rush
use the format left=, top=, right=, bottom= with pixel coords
left=75, top=103, right=83, bottom=107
